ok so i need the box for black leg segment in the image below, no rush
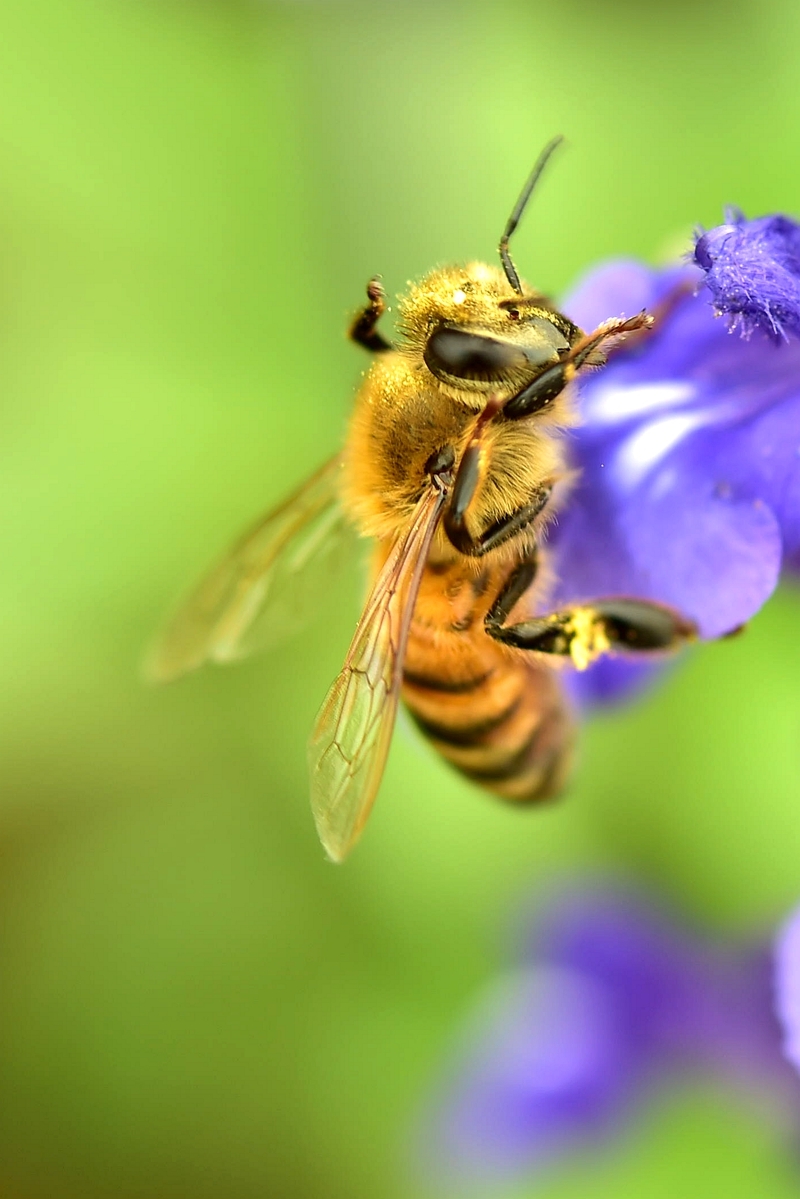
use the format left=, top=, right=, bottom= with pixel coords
left=444, top=486, right=551, bottom=557
left=590, top=599, right=696, bottom=651
left=502, top=361, right=575, bottom=420
left=502, top=312, right=654, bottom=422
left=487, top=597, right=696, bottom=666
left=441, top=392, right=551, bottom=556
left=485, top=554, right=539, bottom=629
left=349, top=277, right=394, bottom=353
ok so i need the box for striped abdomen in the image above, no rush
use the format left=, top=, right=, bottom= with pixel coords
left=401, top=558, right=575, bottom=802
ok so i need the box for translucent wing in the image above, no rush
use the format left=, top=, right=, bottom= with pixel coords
left=147, top=456, right=353, bottom=682
left=308, top=483, right=448, bottom=863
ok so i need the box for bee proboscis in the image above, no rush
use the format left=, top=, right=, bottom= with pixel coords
left=149, top=137, right=695, bottom=862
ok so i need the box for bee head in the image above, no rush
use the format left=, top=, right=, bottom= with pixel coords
left=399, top=262, right=580, bottom=398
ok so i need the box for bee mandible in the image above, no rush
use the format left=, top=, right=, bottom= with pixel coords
left=149, top=137, right=695, bottom=862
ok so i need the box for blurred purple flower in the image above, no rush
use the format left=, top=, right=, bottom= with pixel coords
left=775, top=907, right=800, bottom=1075
left=424, top=882, right=800, bottom=1184
left=546, top=211, right=800, bottom=704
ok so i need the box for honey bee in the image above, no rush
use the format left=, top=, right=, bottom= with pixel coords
left=149, top=137, right=695, bottom=862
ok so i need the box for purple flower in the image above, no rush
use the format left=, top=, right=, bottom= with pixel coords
left=775, top=908, right=800, bottom=1076
left=423, top=881, right=800, bottom=1184
left=695, top=209, right=800, bottom=343
left=545, top=212, right=800, bottom=703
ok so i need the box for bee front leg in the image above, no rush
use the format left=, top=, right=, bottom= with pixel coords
left=486, top=598, right=696, bottom=669
left=601, top=281, right=696, bottom=363
left=348, top=277, right=394, bottom=353
left=502, top=312, right=654, bottom=421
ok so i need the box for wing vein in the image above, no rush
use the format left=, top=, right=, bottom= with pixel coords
left=307, top=484, right=448, bottom=862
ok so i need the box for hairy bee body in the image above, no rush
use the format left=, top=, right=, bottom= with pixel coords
left=341, top=261, right=578, bottom=800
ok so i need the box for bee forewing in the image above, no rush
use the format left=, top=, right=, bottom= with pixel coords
left=308, top=484, right=448, bottom=863
left=146, top=455, right=348, bottom=683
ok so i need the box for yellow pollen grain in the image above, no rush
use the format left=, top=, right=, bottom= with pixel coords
left=567, top=608, right=611, bottom=672
left=452, top=289, right=467, bottom=305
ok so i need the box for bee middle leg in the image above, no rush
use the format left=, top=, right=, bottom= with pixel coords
left=348, top=277, right=394, bottom=353
left=442, top=404, right=551, bottom=556
left=444, top=486, right=552, bottom=557
left=484, top=554, right=540, bottom=629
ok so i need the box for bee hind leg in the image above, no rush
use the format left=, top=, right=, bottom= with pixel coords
left=487, top=597, right=696, bottom=670
left=348, top=277, right=394, bottom=353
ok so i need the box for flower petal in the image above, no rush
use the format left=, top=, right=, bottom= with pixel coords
left=423, top=966, right=645, bottom=1180
left=522, top=885, right=710, bottom=1052
left=565, top=656, right=669, bottom=708
left=548, top=442, right=782, bottom=638
left=774, top=906, right=800, bottom=1073
left=564, top=260, right=697, bottom=333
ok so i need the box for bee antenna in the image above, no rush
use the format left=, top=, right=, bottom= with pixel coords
left=499, top=135, right=565, bottom=294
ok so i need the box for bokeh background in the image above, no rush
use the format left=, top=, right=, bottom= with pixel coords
left=2, top=1, right=800, bottom=1195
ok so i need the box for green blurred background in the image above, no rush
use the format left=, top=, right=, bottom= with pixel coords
left=2, top=1, right=800, bottom=1195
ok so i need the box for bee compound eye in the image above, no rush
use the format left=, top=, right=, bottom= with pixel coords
left=424, top=327, right=527, bottom=383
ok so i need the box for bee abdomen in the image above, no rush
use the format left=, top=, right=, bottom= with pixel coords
left=408, top=675, right=572, bottom=803
left=402, top=562, right=574, bottom=804
left=412, top=695, right=522, bottom=747
left=474, top=687, right=575, bottom=802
